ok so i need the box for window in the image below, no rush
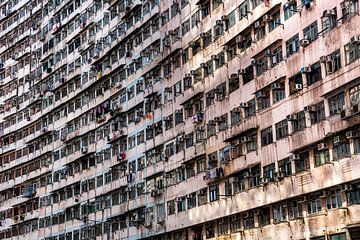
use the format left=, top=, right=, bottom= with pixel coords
left=224, top=178, right=232, bottom=196
left=321, top=8, right=337, bottom=33
left=256, top=57, right=268, bottom=76
left=218, top=114, right=228, bottom=131
left=200, top=1, right=211, bottom=18
left=284, top=0, right=297, bottom=20
left=233, top=172, right=246, bottom=193
left=271, top=46, right=283, bottom=66
left=205, top=222, right=215, bottom=238
left=185, top=133, right=194, bottom=148
left=206, top=90, right=215, bottom=106
left=325, top=50, right=341, bottom=75
left=251, top=0, right=263, bottom=8
left=239, top=0, right=250, bottom=20
left=167, top=200, right=176, bottom=215
left=286, top=34, right=300, bottom=57
left=230, top=214, right=242, bottom=232
left=175, top=110, right=183, bottom=125
left=207, top=152, right=218, bottom=169
left=326, top=191, right=343, bottom=209
left=177, top=196, right=186, bottom=212
left=198, top=188, right=208, bottom=206
left=303, top=21, right=318, bottom=43
left=248, top=165, right=260, bottom=188
left=311, top=237, right=326, bottom=240
left=288, top=199, right=303, bottom=219
left=292, top=111, right=306, bottom=133
left=207, top=121, right=216, bottom=137
left=258, top=208, right=271, bottom=226
left=307, top=195, right=322, bottom=214
left=344, top=41, right=360, bottom=65
left=295, top=151, right=310, bottom=173
left=227, top=10, right=236, bottom=28
left=181, top=19, right=190, bottom=36
left=341, top=0, right=359, bottom=21
left=347, top=184, right=360, bottom=205
left=272, top=81, right=285, bottom=103
left=289, top=73, right=303, bottom=95
left=254, top=22, right=266, bottom=41
left=268, top=11, right=281, bottom=32
left=257, top=89, right=270, bottom=110
left=230, top=109, right=241, bottom=125
left=310, top=101, right=326, bottom=124
left=261, top=127, right=273, bottom=146
left=246, top=133, right=258, bottom=152
left=218, top=218, right=228, bottom=236
left=219, top=146, right=230, bottom=164
left=263, top=163, right=275, bottom=182
left=243, top=212, right=254, bottom=229
left=306, top=62, right=322, bottom=85
left=329, top=92, right=345, bottom=116
left=355, top=138, right=360, bottom=154
left=191, top=10, right=200, bottom=28
left=187, top=192, right=196, bottom=209
left=273, top=203, right=287, bottom=223
left=329, top=233, right=347, bottom=240
left=333, top=137, right=350, bottom=160
left=242, top=65, right=254, bottom=84
left=245, top=99, right=256, bottom=118
left=209, top=185, right=219, bottom=202
left=314, top=146, right=330, bottom=167
left=275, top=120, right=288, bottom=140
left=278, top=158, right=291, bottom=176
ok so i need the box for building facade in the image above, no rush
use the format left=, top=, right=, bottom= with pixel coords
left=1, top=0, right=360, bottom=239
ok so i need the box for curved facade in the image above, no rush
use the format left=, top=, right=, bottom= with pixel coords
left=1, top=0, right=360, bottom=239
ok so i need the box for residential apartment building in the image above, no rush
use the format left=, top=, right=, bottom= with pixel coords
left=0, top=0, right=360, bottom=239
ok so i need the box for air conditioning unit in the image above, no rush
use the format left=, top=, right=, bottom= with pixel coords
left=324, top=9, right=337, bottom=16
left=216, top=20, right=223, bottom=25
left=233, top=107, right=241, bottom=112
left=250, top=58, right=257, bottom=65
left=211, top=55, right=219, bottom=61
left=320, top=55, right=332, bottom=63
left=259, top=177, right=269, bottom=185
left=230, top=73, right=238, bottom=79
left=300, top=66, right=311, bottom=73
left=256, top=91, right=266, bottom=98
left=295, top=83, right=303, bottom=90
left=214, top=117, right=223, bottom=122
left=190, top=70, right=197, bottom=75
left=240, top=102, right=248, bottom=108
left=299, top=39, right=310, bottom=47
left=185, top=73, right=192, bottom=78
left=333, top=136, right=340, bottom=144
left=341, top=184, right=353, bottom=192
left=199, top=32, right=207, bottom=38
left=340, top=109, right=347, bottom=119
left=238, top=69, right=246, bottom=75
left=81, top=147, right=88, bottom=154
left=289, top=154, right=300, bottom=161
left=275, top=172, right=285, bottom=179
left=243, top=172, right=250, bottom=178
left=346, top=131, right=359, bottom=139
left=317, top=143, right=328, bottom=150
left=304, top=105, right=316, bottom=112
left=254, top=21, right=262, bottom=28
left=241, top=136, right=251, bottom=143
left=351, top=35, right=360, bottom=45
left=264, top=49, right=272, bottom=57
left=272, top=83, right=282, bottom=90
left=287, top=114, right=297, bottom=121
left=200, top=63, right=207, bottom=68
left=157, top=216, right=165, bottom=224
